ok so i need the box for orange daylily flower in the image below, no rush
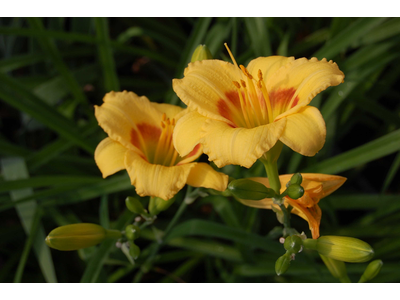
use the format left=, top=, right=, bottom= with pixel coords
left=237, top=174, right=346, bottom=239
left=172, top=52, right=344, bottom=168
left=94, top=91, right=228, bottom=200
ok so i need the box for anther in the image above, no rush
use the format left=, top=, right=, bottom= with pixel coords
left=258, top=69, right=263, bottom=80
left=240, top=65, right=253, bottom=79
left=257, top=81, right=262, bottom=89
left=240, top=80, right=246, bottom=88
left=161, top=121, right=166, bottom=128
left=166, top=118, right=170, bottom=126
left=162, top=113, right=166, bottom=121
left=232, top=81, right=241, bottom=89
left=171, top=119, right=176, bottom=126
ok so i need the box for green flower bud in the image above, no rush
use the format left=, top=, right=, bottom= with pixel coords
left=320, top=254, right=350, bottom=282
left=125, top=224, right=141, bottom=241
left=359, top=259, right=383, bottom=283
left=228, top=179, right=276, bottom=200
left=129, top=242, right=141, bottom=259
left=287, top=173, right=303, bottom=187
left=45, top=223, right=121, bottom=251
left=149, top=196, right=176, bottom=216
left=191, top=44, right=213, bottom=62
left=303, top=236, right=374, bottom=263
left=286, top=184, right=304, bottom=199
left=275, top=253, right=291, bottom=276
left=284, top=235, right=303, bottom=254
left=125, top=196, right=147, bottom=215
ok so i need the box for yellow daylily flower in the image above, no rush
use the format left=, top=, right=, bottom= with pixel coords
left=237, top=174, right=346, bottom=239
left=94, top=91, right=228, bottom=201
left=173, top=51, right=344, bottom=168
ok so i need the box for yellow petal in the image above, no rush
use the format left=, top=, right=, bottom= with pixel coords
left=150, top=102, right=184, bottom=119
left=95, top=91, right=162, bottom=154
left=247, top=56, right=295, bottom=84
left=299, top=173, right=347, bottom=197
left=267, top=57, right=344, bottom=119
left=173, top=110, right=207, bottom=157
left=278, top=106, right=326, bottom=156
left=173, top=60, right=242, bottom=126
left=94, top=137, right=127, bottom=178
left=124, top=150, right=195, bottom=200
left=186, top=163, right=228, bottom=191
left=202, top=118, right=287, bottom=168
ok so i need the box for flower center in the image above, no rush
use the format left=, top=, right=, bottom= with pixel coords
left=152, top=113, right=180, bottom=166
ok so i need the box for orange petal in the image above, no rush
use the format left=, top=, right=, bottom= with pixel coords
left=201, top=117, right=287, bottom=168
left=278, top=106, right=326, bottom=156
left=186, top=163, right=229, bottom=191
left=94, top=137, right=127, bottom=178
left=124, top=150, right=195, bottom=200
left=173, top=60, right=243, bottom=126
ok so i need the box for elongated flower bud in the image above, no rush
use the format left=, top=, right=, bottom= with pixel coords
left=359, top=259, right=383, bottom=283
left=275, top=253, right=291, bottom=276
left=45, top=223, right=121, bottom=251
left=303, top=236, right=374, bottom=263
left=191, top=44, right=213, bottom=62
left=125, top=196, right=147, bottom=215
left=228, top=179, right=276, bottom=200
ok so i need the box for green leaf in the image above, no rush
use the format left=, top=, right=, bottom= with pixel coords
left=381, top=151, right=400, bottom=193
left=244, top=18, right=272, bottom=57
left=303, top=129, right=400, bottom=174
left=313, top=18, right=386, bottom=59
left=164, top=219, right=282, bottom=254
left=198, top=196, right=240, bottom=228
left=0, top=73, right=96, bottom=154
left=94, top=18, right=120, bottom=92
left=1, top=157, right=57, bottom=283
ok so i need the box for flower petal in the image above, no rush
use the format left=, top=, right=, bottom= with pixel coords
left=202, top=118, right=287, bottom=168
left=186, top=162, right=228, bottom=191
left=95, top=91, right=162, bottom=155
left=94, top=137, right=127, bottom=178
left=247, top=56, right=295, bottom=84
left=173, top=60, right=242, bottom=126
left=124, top=150, right=195, bottom=200
left=300, top=173, right=347, bottom=197
left=279, top=106, right=326, bottom=156
left=267, top=57, right=344, bottom=119
left=151, top=102, right=184, bottom=119
left=173, top=110, right=207, bottom=157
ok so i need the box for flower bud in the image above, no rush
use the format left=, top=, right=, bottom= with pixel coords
left=191, top=44, right=213, bottom=62
left=129, top=241, right=141, bottom=259
left=275, top=253, right=291, bottom=276
left=284, top=235, right=303, bottom=254
left=286, top=184, right=304, bottom=199
left=228, top=179, right=276, bottom=200
left=303, top=236, right=374, bottom=263
left=149, top=196, right=176, bottom=216
left=359, top=259, right=383, bottom=283
left=125, top=196, right=147, bottom=215
left=288, top=173, right=303, bottom=187
left=125, top=224, right=141, bottom=241
left=45, top=223, right=121, bottom=251
left=320, top=254, right=350, bottom=282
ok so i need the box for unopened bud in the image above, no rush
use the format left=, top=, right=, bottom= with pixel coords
left=303, top=236, right=374, bottom=263
left=359, top=259, right=383, bottom=283
left=125, top=224, right=141, bottom=241
left=125, top=196, right=147, bottom=215
left=129, top=242, right=141, bottom=259
left=149, top=196, right=176, bottom=216
left=45, top=223, right=121, bottom=251
left=286, top=184, right=304, bottom=199
left=228, top=179, right=276, bottom=200
left=191, top=44, right=213, bottom=62
left=284, top=235, right=303, bottom=254
left=275, top=253, right=291, bottom=276
left=288, top=173, right=303, bottom=187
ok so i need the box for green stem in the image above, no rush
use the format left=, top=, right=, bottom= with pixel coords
left=261, top=158, right=281, bottom=193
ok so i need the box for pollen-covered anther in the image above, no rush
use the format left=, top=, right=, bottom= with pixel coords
left=232, top=81, right=241, bottom=89
left=240, top=80, right=246, bottom=88
left=258, top=69, right=263, bottom=80
left=240, top=65, right=253, bottom=79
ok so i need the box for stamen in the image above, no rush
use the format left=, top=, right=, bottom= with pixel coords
left=224, top=43, right=239, bottom=69
left=233, top=82, right=252, bottom=128
left=258, top=69, right=274, bottom=122
left=240, top=83, right=257, bottom=127
left=240, top=80, right=246, bottom=88
left=162, top=113, right=166, bottom=122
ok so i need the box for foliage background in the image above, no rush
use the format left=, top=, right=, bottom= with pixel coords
left=0, top=17, right=399, bottom=283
